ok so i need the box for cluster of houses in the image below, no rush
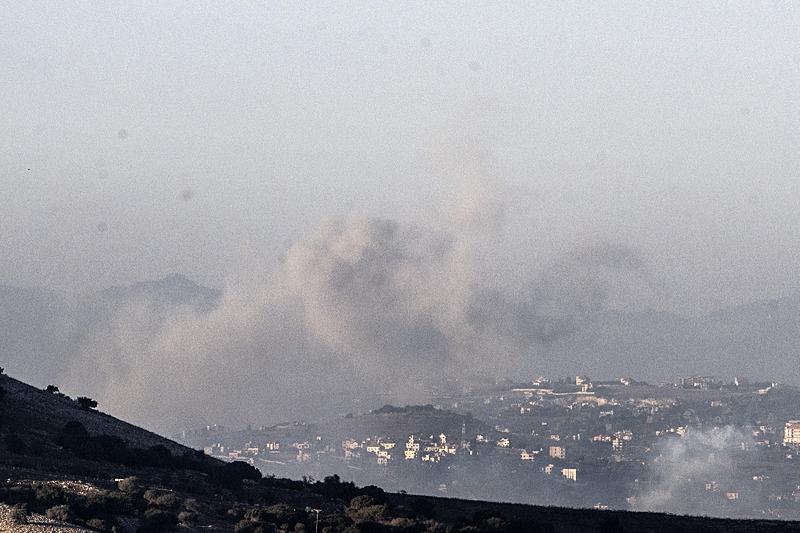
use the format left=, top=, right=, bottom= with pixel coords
left=187, top=374, right=800, bottom=519
left=350, top=433, right=463, bottom=465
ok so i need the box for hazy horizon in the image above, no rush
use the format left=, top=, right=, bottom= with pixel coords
left=3, top=2, right=800, bottom=316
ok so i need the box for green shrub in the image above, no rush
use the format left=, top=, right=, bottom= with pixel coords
left=265, top=503, right=301, bottom=523
left=11, top=503, right=29, bottom=524
left=357, top=485, right=387, bottom=504
left=421, top=520, right=448, bottom=533
left=177, top=510, right=197, bottom=524
left=235, top=519, right=255, bottom=532
left=235, top=519, right=277, bottom=533
left=483, top=516, right=510, bottom=530
left=84, top=490, right=140, bottom=516
left=144, top=489, right=179, bottom=509
left=346, top=496, right=389, bottom=524
left=226, top=504, right=247, bottom=522
left=244, top=506, right=273, bottom=523
left=77, top=396, right=98, bottom=410
left=87, top=517, right=111, bottom=531
left=388, top=517, right=419, bottom=529
left=232, top=505, right=284, bottom=532
left=139, top=508, right=178, bottom=532
left=117, top=477, right=141, bottom=494
left=33, top=482, right=67, bottom=507
left=46, top=504, right=73, bottom=522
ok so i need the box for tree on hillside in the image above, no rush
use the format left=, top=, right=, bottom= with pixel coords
left=346, top=495, right=389, bottom=523
left=45, top=385, right=60, bottom=393
left=77, top=396, right=98, bottom=410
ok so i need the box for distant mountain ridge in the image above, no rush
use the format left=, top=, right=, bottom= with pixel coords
left=2, top=275, right=800, bottom=397
left=98, top=273, right=221, bottom=311
left=540, top=293, right=800, bottom=384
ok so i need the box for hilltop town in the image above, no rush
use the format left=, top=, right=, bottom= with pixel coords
left=180, top=375, right=800, bottom=520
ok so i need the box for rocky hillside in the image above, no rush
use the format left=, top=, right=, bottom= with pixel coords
left=0, top=373, right=190, bottom=457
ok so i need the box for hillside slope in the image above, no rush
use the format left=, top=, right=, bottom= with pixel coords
left=0, top=373, right=192, bottom=456
left=1, top=371, right=799, bottom=532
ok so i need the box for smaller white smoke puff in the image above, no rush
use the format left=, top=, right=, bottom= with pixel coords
left=634, top=426, right=752, bottom=516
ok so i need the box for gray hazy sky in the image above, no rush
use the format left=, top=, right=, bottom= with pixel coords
left=2, top=1, right=800, bottom=315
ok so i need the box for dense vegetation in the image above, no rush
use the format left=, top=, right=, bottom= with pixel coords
left=0, top=474, right=568, bottom=533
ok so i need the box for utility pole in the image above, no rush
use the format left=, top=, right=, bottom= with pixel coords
left=306, top=507, right=321, bottom=533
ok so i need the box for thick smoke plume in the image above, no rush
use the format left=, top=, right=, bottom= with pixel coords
left=2, top=181, right=645, bottom=433
left=286, top=212, right=645, bottom=381
left=287, top=217, right=457, bottom=367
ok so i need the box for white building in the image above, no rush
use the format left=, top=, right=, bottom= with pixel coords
left=561, top=468, right=577, bottom=482
left=784, top=420, right=800, bottom=445
left=520, top=450, right=538, bottom=461
left=549, top=445, right=566, bottom=459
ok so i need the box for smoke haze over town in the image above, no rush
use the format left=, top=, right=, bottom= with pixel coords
left=3, top=3, right=800, bottom=525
